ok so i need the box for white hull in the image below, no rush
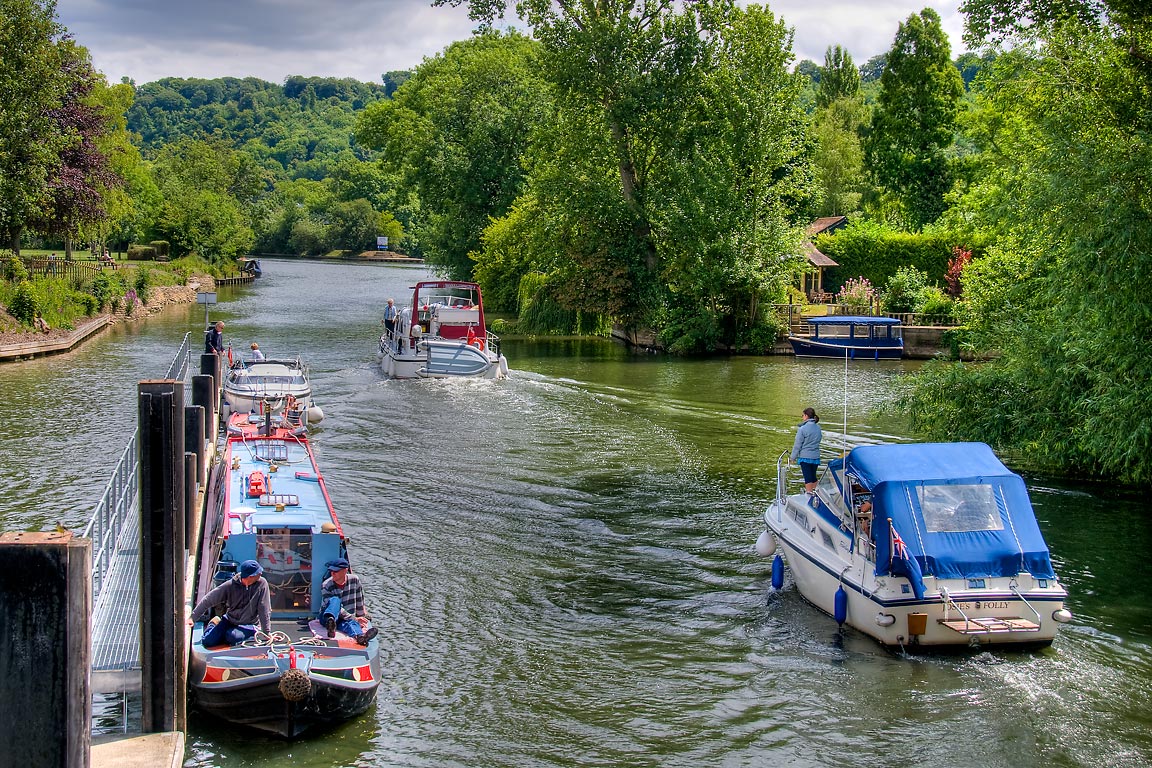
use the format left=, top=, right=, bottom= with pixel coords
left=765, top=495, right=1067, bottom=649
left=380, top=338, right=508, bottom=380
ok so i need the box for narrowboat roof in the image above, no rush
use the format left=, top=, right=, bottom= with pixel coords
left=807, top=315, right=901, bottom=326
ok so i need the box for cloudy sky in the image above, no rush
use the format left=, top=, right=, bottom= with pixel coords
left=57, top=0, right=965, bottom=86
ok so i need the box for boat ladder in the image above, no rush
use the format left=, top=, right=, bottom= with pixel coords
left=938, top=588, right=1041, bottom=635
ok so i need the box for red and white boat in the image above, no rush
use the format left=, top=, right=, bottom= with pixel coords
left=378, top=280, right=509, bottom=379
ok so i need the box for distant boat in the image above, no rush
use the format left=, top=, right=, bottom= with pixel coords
left=240, top=258, right=262, bottom=277
left=789, top=315, right=903, bottom=359
left=756, top=442, right=1072, bottom=650
left=378, top=280, right=509, bottom=379
left=191, top=411, right=380, bottom=737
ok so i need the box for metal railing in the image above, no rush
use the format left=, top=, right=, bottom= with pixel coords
left=81, top=434, right=139, bottom=600
left=83, top=332, right=190, bottom=601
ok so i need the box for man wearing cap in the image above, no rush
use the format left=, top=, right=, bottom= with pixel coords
left=190, top=559, right=272, bottom=647
left=319, top=558, right=378, bottom=646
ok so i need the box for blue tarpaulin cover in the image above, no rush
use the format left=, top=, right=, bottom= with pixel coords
left=832, top=443, right=1056, bottom=581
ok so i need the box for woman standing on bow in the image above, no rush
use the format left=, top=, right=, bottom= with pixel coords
left=791, top=407, right=823, bottom=494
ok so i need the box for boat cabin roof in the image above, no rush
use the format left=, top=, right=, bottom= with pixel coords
left=808, top=315, right=901, bottom=326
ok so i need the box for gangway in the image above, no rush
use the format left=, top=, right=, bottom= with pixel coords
left=86, top=333, right=196, bottom=697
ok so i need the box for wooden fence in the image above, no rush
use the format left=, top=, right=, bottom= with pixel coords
left=20, top=257, right=107, bottom=283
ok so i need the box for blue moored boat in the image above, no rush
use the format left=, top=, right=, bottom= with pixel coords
left=789, top=315, right=903, bottom=359
left=756, top=442, right=1072, bottom=649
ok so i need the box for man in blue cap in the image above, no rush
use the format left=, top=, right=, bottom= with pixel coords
left=319, top=557, right=378, bottom=646
left=190, top=559, right=272, bottom=647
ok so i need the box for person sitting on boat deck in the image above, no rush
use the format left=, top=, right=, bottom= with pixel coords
left=190, top=559, right=272, bottom=647
left=319, top=557, right=379, bottom=646
left=205, top=321, right=225, bottom=355
left=855, top=498, right=873, bottom=537
left=250, top=342, right=265, bottom=362
left=382, top=298, right=399, bottom=339
left=790, top=407, right=823, bottom=494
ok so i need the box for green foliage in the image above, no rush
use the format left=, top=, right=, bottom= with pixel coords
left=0, top=0, right=69, bottom=247
left=127, top=76, right=389, bottom=182
left=75, top=291, right=98, bottom=316
left=902, top=15, right=1152, bottom=482
left=864, top=8, right=964, bottom=230
left=132, top=267, right=151, bottom=304
left=8, top=280, right=40, bottom=324
left=356, top=31, right=550, bottom=280
left=88, top=270, right=126, bottom=310
left=917, top=285, right=954, bottom=317
left=516, top=270, right=610, bottom=335
left=816, top=219, right=958, bottom=290
left=150, top=136, right=258, bottom=260
left=880, top=266, right=929, bottom=313
left=816, top=46, right=861, bottom=108
left=3, top=253, right=29, bottom=281
left=811, top=96, right=868, bottom=216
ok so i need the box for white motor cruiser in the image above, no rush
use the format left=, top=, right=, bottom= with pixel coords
left=379, top=280, right=509, bottom=379
left=221, top=357, right=324, bottom=425
left=756, top=442, right=1072, bottom=650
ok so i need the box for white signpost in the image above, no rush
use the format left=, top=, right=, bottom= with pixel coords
left=196, top=292, right=217, bottom=328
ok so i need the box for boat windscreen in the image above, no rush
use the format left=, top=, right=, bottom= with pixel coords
left=917, top=484, right=1004, bottom=533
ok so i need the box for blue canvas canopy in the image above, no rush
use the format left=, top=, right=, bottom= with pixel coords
left=807, top=316, right=901, bottom=326
left=833, top=443, right=1056, bottom=582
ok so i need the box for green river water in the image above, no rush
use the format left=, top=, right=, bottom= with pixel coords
left=0, top=259, right=1148, bottom=768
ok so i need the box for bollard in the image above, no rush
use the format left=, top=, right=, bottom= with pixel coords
left=138, top=380, right=187, bottom=733
left=184, top=404, right=205, bottom=485
left=199, top=353, right=221, bottom=406
left=191, top=374, right=216, bottom=441
left=0, top=532, right=92, bottom=768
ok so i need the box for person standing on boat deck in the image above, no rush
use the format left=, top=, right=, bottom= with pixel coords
left=382, top=298, right=399, bottom=340
left=205, top=321, right=225, bottom=355
left=319, top=558, right=379, bottom=646
left=791, top=407, right=823, bottom=494
left=190, top=559, right=272, bottom=647
left=250, top=342, right=265, bottom=361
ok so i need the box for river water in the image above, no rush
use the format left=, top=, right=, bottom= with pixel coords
left=1, top=259, right=1148, bottom=768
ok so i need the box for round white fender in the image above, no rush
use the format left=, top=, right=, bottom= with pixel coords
left=754, top=529, right=776, bottom=557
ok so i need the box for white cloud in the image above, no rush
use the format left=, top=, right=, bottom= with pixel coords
left=56, top=0, right=964, bottom=86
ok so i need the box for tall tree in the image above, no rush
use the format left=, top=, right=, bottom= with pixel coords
left=811, top=95, right=868, bottom=216
left=34, top=41, right=122, bottom=256
left=151, top=137, right=261, bottom=259
left=0, top=0, right=70, bottom=251
left=905, top=15, right=1152, bottom=481
left=436, top=0, right=733, bottom=324
left=356, top=31, right=550, bottom=280
left=816, top=45, right=860, bottom=108
left=865, top=8, right=964, bottom=230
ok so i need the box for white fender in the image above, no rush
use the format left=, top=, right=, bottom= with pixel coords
left=755, top=529, right=777, bottom=557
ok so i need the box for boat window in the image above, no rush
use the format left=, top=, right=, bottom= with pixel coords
left=818, top=324, right=851, bottom=339
left=256, top=527, right=313, bottom=611
left=917, top=484, right=1004, bottom=533
left=853, top=324, right=872, bottom=338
